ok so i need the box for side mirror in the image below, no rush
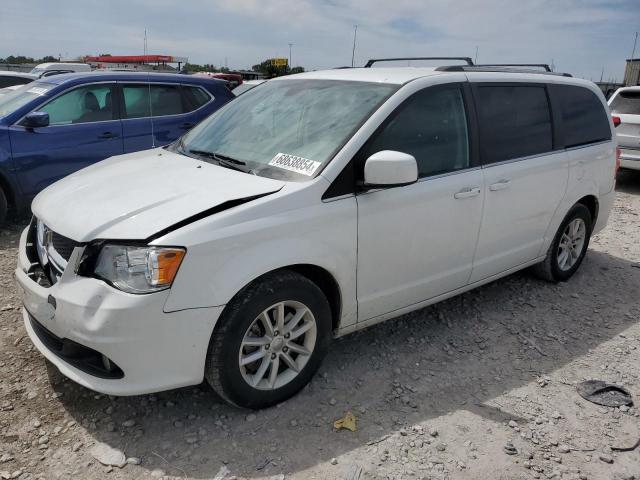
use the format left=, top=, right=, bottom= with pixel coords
left=23, top=111, right=49, bottom=129
left=363, top=150, right=418, bottom=187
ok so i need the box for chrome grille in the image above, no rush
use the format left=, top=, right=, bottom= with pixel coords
left=50, top=231, right=77, bottom=261
left=35, top=219, right=80, bottom=283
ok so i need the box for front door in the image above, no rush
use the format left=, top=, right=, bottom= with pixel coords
left=9, top=83, right=123, bottom=199
left=356, top=84, right=484, bottom=321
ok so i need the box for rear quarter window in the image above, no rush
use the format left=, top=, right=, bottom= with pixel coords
left=182, top=86, right=211, bottom=112
left=555, top=85, right=611, bottom=148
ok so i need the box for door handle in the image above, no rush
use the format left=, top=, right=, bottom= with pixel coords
left=97, top=132, right=118, bottom=139
left=179, top=122, right=195, bottom=130
left=489, top=179, right=511, bottom=191
left=454, top=187, right=481, bottom=199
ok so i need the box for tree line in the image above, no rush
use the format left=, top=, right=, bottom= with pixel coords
left=0, top=55, right=59, bottom=64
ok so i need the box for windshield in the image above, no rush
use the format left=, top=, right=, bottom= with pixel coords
left=0, top=82, right=53, bottom=118
left=175, top=79, right=397, bottom=180
left=610, top=91, right=640, bottom=115
left=30, top=68, right=45, bottom=75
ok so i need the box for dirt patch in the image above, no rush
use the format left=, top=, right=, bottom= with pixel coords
left=1, top=170, right=640, bottom=480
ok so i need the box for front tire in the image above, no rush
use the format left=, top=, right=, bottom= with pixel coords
left=532, top=203, right=592, bottom=282
left=0, top=187, right=7, bottom=225
left=205, top=270, right=332, bottom=409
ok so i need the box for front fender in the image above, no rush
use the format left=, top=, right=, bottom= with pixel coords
left=161, top=195, right=358, bottom=329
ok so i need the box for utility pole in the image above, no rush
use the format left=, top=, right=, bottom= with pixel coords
left=351, top=25, right=358, bottom=67
left=600, top=66, right=604, bottom=83
left=474, top=46, right=478, bottom=64
left=626, top=32, right=638, bottom=85
left=288, top=43, right=294, bottom=71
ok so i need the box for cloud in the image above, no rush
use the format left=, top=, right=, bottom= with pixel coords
left=0, top=0, right=636, bottom=80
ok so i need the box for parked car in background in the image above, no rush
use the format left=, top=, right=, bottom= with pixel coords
left=30, top=62, right=91, bottom=77
left=0, top=85, right=23, bottom=97
left=0, top=71, right=37, bottom=88
left=15, top=61, right=616, bottom=409
left=192, top=72, right=243, bottom=89
left=232, top=79, right=266, bottom=96
left=609, top=86, right=640, bottom=171
left=0, top=71, right=234, bottom=221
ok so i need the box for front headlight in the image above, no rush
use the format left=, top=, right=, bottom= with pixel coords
left=94, top=245, right=186, bottom=294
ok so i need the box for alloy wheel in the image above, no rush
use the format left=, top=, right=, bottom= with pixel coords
left=238, top=301, right=317, bottom=390
left=557, top=218, right=586, bottom=271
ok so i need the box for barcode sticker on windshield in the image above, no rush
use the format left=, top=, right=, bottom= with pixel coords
left=268, top=153, right=321, bottom=177
left=27, top=87, right=48, bottom=96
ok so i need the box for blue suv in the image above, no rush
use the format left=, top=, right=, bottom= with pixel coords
left=0, top=72, right=234, bottom=222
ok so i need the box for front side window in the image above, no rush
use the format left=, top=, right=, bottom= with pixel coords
left=610, top=90, right=640, bottom=115
left=477, top=85, right=553, bottom=164
left=556, top=85, right=611, bottom=148
left=175, top=79, right=397, bottom=181
left=122, top=84, right=183, bottom=118
left=39, top=84, right=116, bottom=125
left=361, top=86, right=470, bottom=178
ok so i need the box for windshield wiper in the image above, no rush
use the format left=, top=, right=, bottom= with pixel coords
left=187, top=149, right=250, bottom=172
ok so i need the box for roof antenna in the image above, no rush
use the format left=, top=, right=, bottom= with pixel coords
left=144, top=29, right=156, bottom=148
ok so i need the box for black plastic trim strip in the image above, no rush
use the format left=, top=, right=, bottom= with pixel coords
left=29, top=313, right=124, bottom=379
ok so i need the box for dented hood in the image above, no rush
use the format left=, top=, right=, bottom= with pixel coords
left=32, top=149, right=284, bottom=242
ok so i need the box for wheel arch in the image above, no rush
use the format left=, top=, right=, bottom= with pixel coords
left=0, top=169, right=17, bottom=211
left=576, top=194, right=599, bottom=226
left=222, top=264, right=343, bottom=334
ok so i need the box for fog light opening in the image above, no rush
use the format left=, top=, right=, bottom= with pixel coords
left=101, top=355, right=113, bottom=372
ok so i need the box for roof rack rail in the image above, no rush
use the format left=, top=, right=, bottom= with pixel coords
left=435, top=65, right=572, bottom=77
left=364, top=57, right=474, bottom=68
left=476, top=63, right=552, bottom=71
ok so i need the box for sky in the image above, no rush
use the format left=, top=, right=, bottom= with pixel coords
left=1, top=0, right=638, bottom=82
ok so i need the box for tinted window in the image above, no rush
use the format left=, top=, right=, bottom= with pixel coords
left=363, top=87, right=469, bottom=178
left=610, top=91, right=640, bottom=115
left=0, top=76, right=32, bottom=88
left=556, top=85, right=611, bottom=147
left=39, top=84, right=115, bottom=125
left=182, top=86, right=211, bottom=112
left=477, top=85, right=553, bottom=164
left=122, top=84, right=183, bottom=118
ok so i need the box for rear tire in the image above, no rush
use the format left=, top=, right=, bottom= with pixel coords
left=532, top=203, right=592, bottom=282
left=205, top=270, right=332, bottom=409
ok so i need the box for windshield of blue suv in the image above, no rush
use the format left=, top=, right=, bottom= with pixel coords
left=173, top=79, right=397, bottom=181
left=0, top=82, right=53, bottom=118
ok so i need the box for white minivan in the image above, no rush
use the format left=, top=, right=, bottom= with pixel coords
left=16, top=60, right=618, bottom=409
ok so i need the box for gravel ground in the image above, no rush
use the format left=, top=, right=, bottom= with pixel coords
left=1, top=170, right=640, bottom=480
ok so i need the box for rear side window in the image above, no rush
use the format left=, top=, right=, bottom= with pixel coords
left=362, top=86, right=470, bottom=178
left=182, top=86, right=211, bottom=112
left=610, top=90, right=640, bottom=115
left=122, top=84, right=184, bottom=119
left=476, top=85, right=553, bottom=164
left=0, top=76, right=31, bottom=88
left=556, top=85, right=611, bottom=148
